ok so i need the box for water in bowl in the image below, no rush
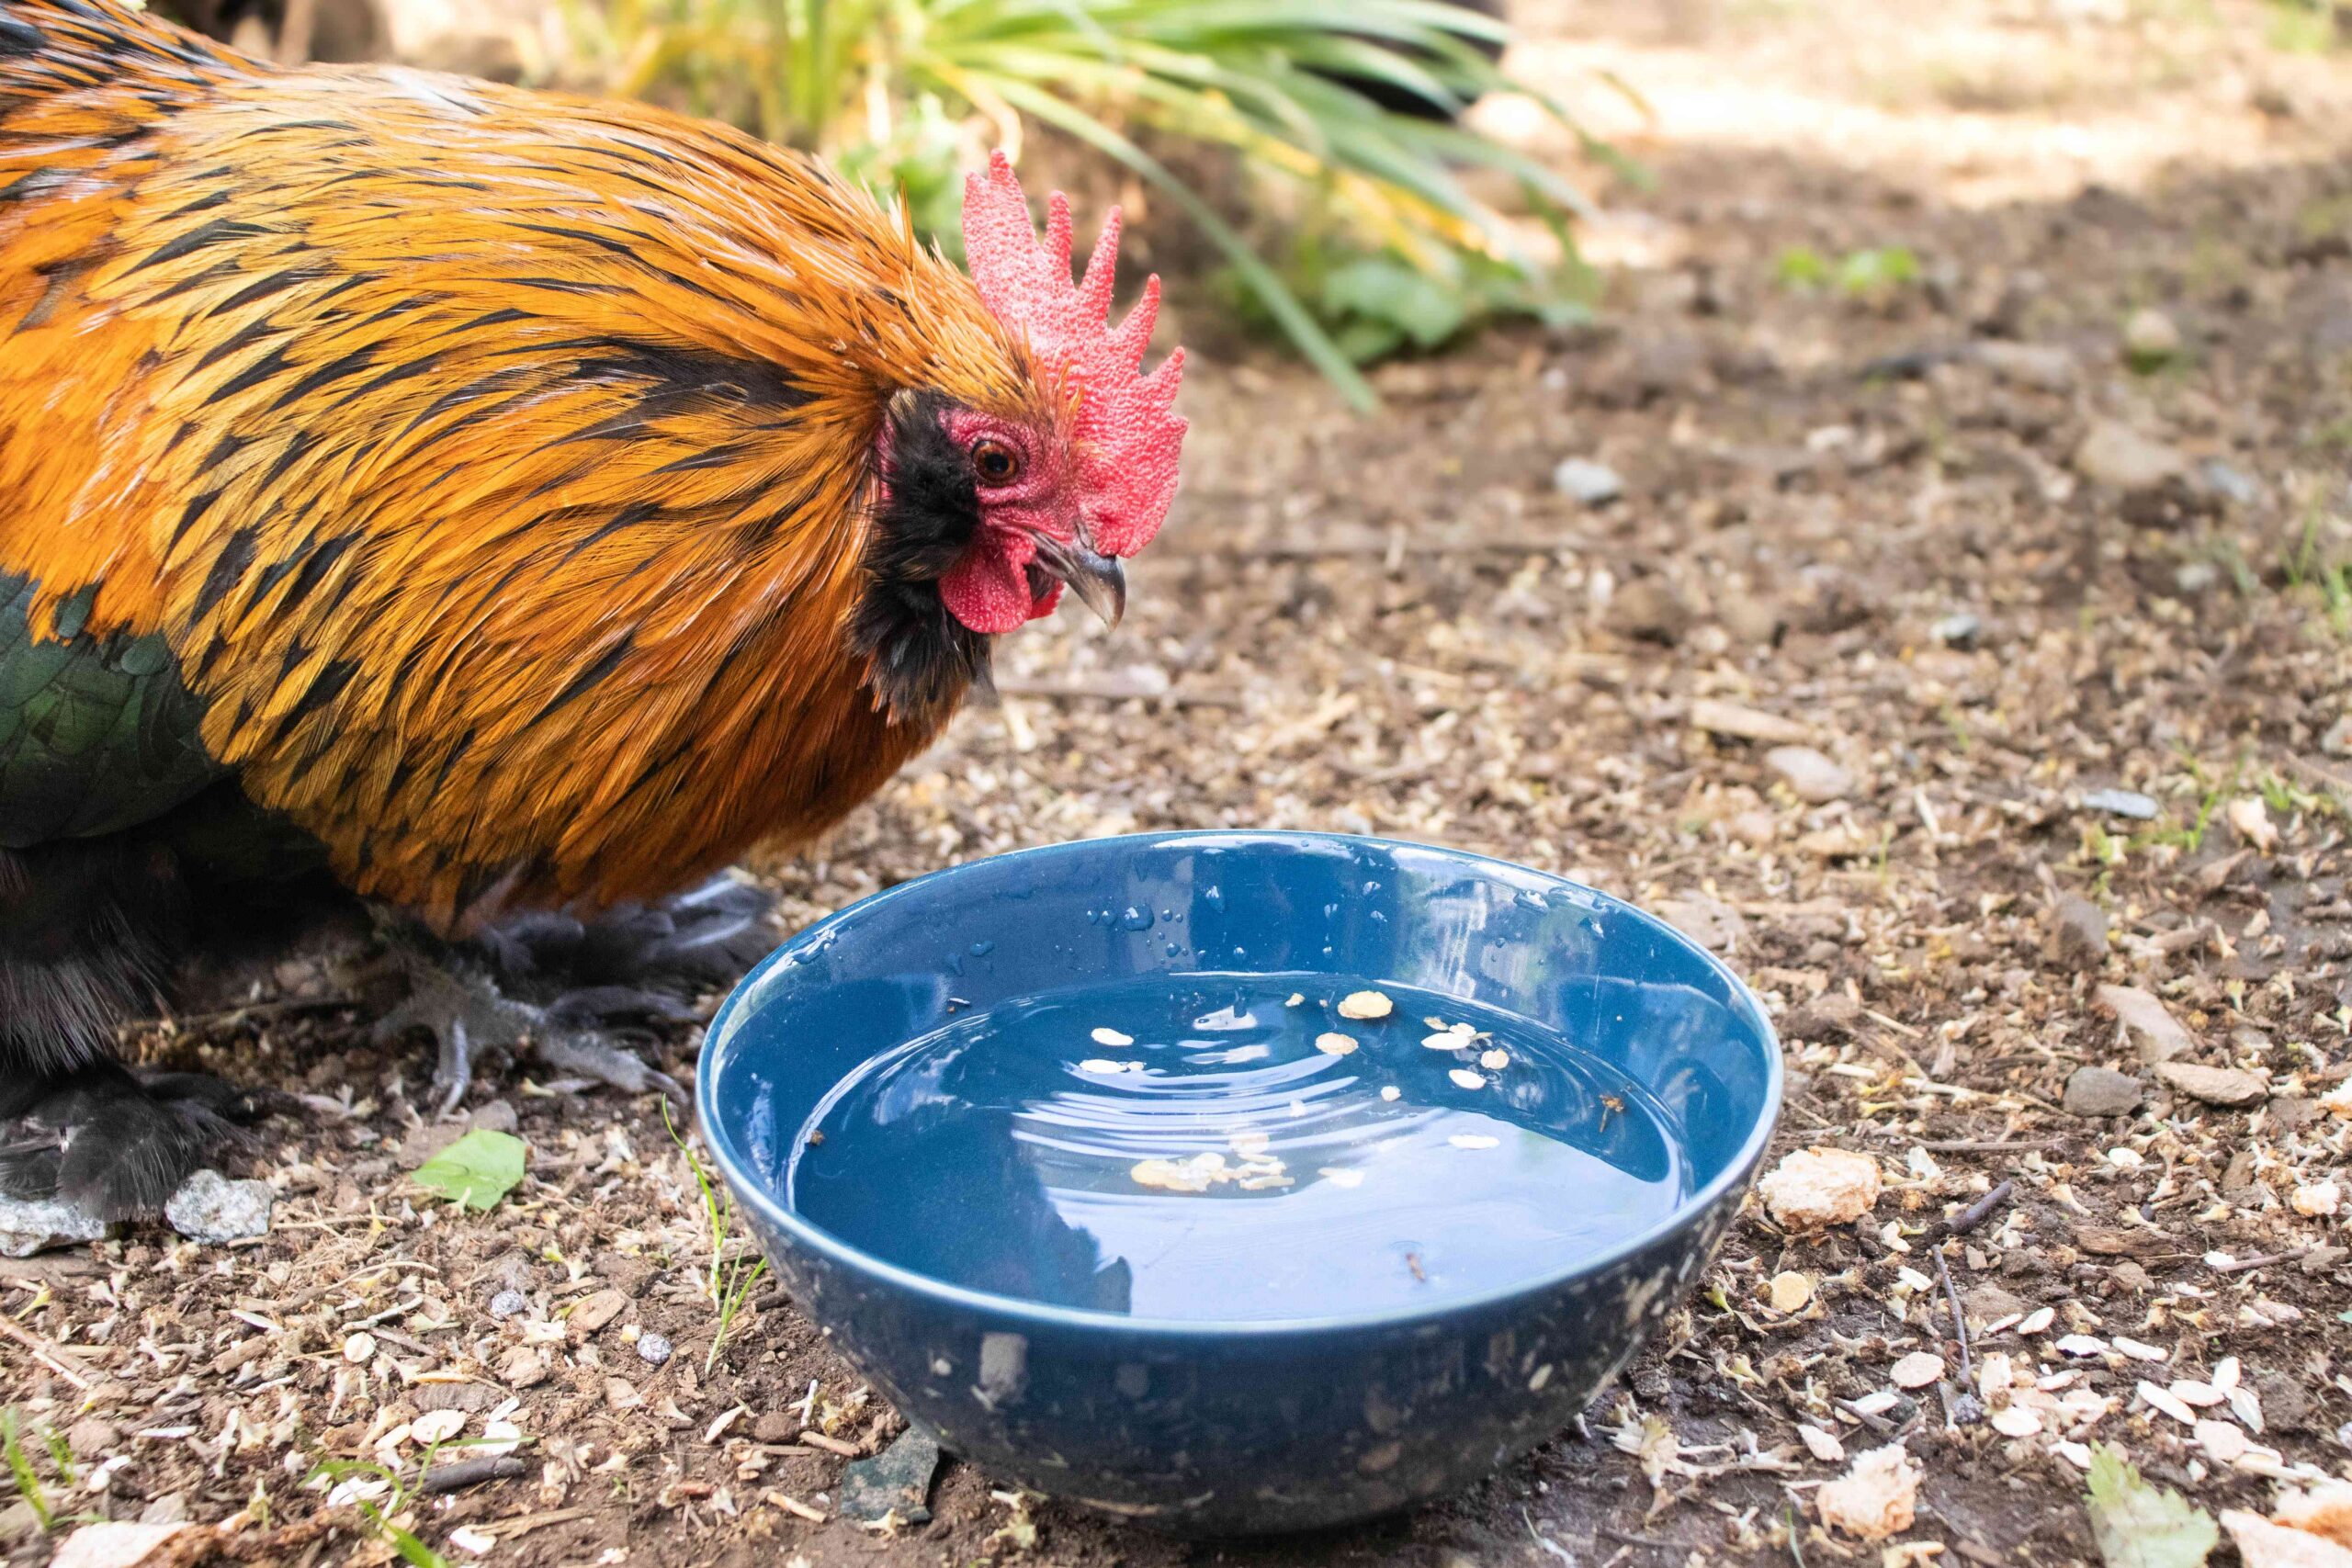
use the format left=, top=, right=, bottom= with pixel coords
left=787, top=976, right=1689, bottom=1321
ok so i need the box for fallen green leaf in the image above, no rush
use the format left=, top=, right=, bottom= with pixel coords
left=412, top=1130, right=527, bottom=1213
left=2086, top=1442, right=2217, bottom=1568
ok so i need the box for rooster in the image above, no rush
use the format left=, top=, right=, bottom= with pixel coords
left=0, top=0, right=1185, bottom=1222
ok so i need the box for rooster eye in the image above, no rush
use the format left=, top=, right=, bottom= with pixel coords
left=971, top=440, right=1021, bottom=485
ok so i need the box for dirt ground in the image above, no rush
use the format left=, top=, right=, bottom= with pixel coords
left=7, top=1, right=2352, bottom=1564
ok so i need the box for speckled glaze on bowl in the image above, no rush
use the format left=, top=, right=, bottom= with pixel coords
left=699, top=831, right=1780, bottom=1536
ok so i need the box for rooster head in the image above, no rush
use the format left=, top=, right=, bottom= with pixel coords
left=876, top=153, right=1185, bottom=638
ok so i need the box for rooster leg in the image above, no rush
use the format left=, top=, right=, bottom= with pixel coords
left=370, top=961, right=691, bottom=1115
left=372, top=874, right=775, bottom=1113
left=0, top=1063, right=273, bottom=1222
left=1, top=816, right=282, bottom=1224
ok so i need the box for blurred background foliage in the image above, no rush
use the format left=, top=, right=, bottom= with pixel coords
left=546, top=0, right=1622, bottom=408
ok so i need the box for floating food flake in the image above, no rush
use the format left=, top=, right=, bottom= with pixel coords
left=1318, top=1168, right=1365, bottom=1190
left=1285, top=993, right=1306, bottom=1007
left=1378, top=1086, right=1402, bottom=1101
left=1091, top=1027, right=1135, bottom=1047
left=1448, top=1134, right=1500, bottom=1149
left=1337, top=990, right=1393, bottom=1021
left=1078, top=1059, right=1144, bottom=1076
left=1448, top=1068, right=1487, bottom=1090
left=1478, top=1048, right=1510, bottom=1071
left=1133, top=1140, right=1296, bottom=1195
left=1316, top=1032, right=1359, bottom=1055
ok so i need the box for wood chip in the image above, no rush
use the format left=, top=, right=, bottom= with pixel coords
left=1798, top=1425, right=1846, bottom=1462
left=2138, top=1379, right=2199, bottom=1425
left=1989, top=1406, right=2042, bottom=1438
left=2154, top=1060, right=2267, bottom=1107
left=1690, top=698, right=1814, bottom=745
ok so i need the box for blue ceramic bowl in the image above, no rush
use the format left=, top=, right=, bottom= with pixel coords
left=699, top=832, right=1779, bottom=1535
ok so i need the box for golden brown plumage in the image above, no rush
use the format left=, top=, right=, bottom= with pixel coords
left=0, top=0, right=1182, bottom=928
left=0, top=0, right=1182, bottom=1216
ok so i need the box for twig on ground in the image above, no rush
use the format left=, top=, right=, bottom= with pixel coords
left=416, top=1455, right=529, bottom=1495
left=2212, top=1247, right=2312, bottom=1274
left=1935, top=1247, right=1973, bottom=1382
left=1599, top=1528, right=1689, bottom=1551
left=0, top=1316, right=96, bottom=1389
left=1935, top=1180, right=2016, bottom=1240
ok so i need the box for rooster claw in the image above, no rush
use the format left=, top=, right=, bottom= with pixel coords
left=375, top=964, right=682, bottom=1115
left=533, top=1033, right=685, bottom=1104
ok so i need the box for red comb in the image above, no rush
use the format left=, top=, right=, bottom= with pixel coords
left=962, top=152, right=1186, bottom=558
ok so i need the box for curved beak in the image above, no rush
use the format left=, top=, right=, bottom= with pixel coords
left=1031, top=532, right=1127, bottom=629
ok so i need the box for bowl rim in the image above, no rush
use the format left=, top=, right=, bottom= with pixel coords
left=697, top=829, right=1782, bottom=1338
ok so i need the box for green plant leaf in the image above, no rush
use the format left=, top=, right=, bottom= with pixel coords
left=553, top=0, right=1617, bottom=406
left=412, top=1130, right=527, bottom=1213
left=1322, top=257, right=1466, bottom=348
left=2085, top=1443, right=2217, bottom=1568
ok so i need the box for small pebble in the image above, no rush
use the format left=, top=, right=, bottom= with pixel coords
left=1758, top=1146, right=1882, bottom=1230
left=1929, top=612, right=1981, bottom=647
left=637, top=1332, right=674, bottom=1367
left=1765, top=744, right=1854, bottom=804
left=2074, top=418, right=2188, bottom=492
left=2198, top=457, right=2258, bottom=505
left=489, top=1289, right=528, bottom=1320
left=2080, top=787, right=2158, bottom=820
left=164, top=1169, right=274, bottom=1246
left=2047, top=896, right=2110, bottom=969
left=1552, top=457, right=1625, bottom=505
left=2123, top=306, right=2181, bottom=366
left=2063, top=1066, right=2143, bottom=1118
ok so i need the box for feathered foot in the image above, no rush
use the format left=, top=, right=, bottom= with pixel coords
left=373, top=874, right=776, bottom=1116
left=0, top=1063, right=270, bottom=1222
